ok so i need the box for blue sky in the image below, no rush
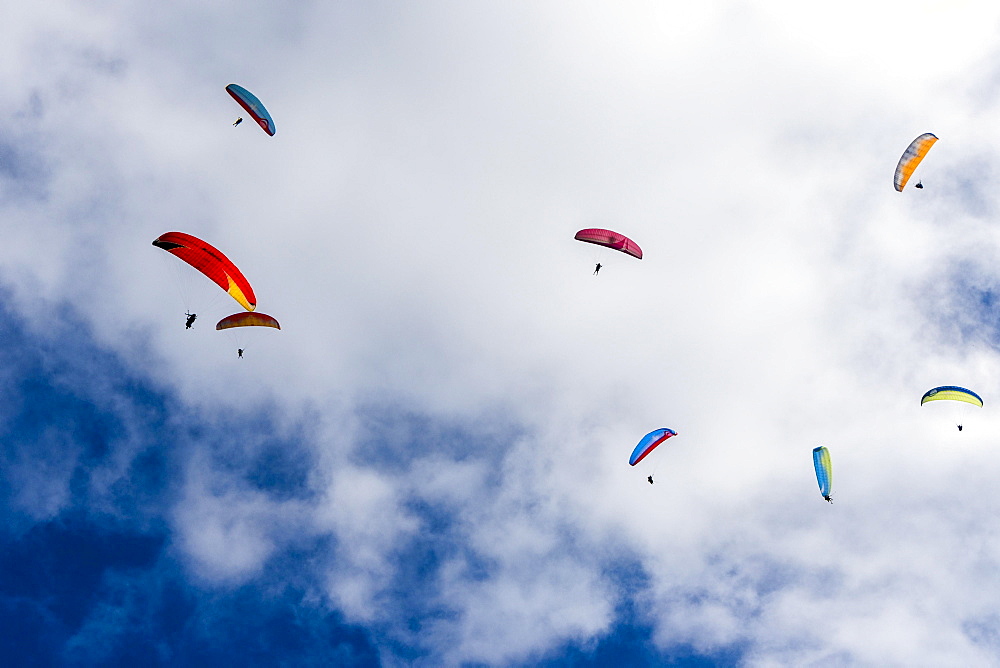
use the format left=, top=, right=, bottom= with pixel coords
left=6, top=1, right=1000, bottom=665
left=0, top=290, right=725, bottom=665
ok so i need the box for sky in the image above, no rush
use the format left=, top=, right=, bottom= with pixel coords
left=5, top=1, right=1000, bottom=665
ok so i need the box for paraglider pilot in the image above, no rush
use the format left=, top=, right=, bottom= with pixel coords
left=594, top=263, right=602, bottom=275
left=237, top=348, right=244, bottom=359
left=824, top=495, right=833, bottom=504
left=647, top=475, right=654, bottom=485
left=915, top=180, right=923, bottom=189
left=958, top=424, right=963, bottom=431
left=185, top=312, right=197, bottom=329
left=233, top=117, right=243, bottom=127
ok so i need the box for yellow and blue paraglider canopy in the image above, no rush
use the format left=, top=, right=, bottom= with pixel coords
left=920, top=386, right=983, bottom=407
left=812, top=446, right=832, bottom=501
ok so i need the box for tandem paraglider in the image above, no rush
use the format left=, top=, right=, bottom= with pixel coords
left=153, top=231, right=258, bottom=313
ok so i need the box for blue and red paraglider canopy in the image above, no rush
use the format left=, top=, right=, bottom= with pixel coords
left=226, top=84, right=275, bottom=136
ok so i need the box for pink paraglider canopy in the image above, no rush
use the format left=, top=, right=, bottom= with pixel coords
left=574, top=229, right=642, bottom=259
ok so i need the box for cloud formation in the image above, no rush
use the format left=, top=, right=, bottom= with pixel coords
left=7, top=1, right=1000, bottom=665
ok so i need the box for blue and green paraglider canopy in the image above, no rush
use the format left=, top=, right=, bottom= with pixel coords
left=813, top=446, right=832, bottom=503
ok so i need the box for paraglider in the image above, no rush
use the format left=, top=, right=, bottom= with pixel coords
left=894, top=133, right=937, bottom=191
left=813, top=446, right=832, bottom=503
left=575, top=229, right=642, bottom=259
left=226, top=84, right=275, bottom=136
left=217, top=312, right=280, bottom=358
left=153, top=232, right=257, bottom=312
left=629, top=428, right=677, bottom=466
left=921, top=386, right=982, bottom=430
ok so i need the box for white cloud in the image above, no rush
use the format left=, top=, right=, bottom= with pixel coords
left=8, top=0, right=1000, bottom=662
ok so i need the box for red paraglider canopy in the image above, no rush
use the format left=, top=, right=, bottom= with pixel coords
left=152, top=231, right=256, bottom=312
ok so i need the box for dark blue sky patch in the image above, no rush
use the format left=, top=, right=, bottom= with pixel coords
left=111, top=446, right=176, bottom=512
left=163, top=584, right=380, bottom=668
left=0, top=517, right=164, bottom=631
left=242, top=439, right=316, bottom=501
left=48, top=567, right=382, bottom=667
left=0, top=596, right=65, bottom=668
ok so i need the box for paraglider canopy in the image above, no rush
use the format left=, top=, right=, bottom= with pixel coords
left=153, top=231, right=257, bottom=312
left=629, top=428, right=677, bottom=466
left=920, top=386, right=983, bottom=407
left=812, top=446, right=832, bottom=503
left=216, top=312, right=280, bottom=330
left=226, top=84, right=275, bottom=136
left=894, top=133, right=937, bottom=191
left=574, top=229, right=643, bottom=259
